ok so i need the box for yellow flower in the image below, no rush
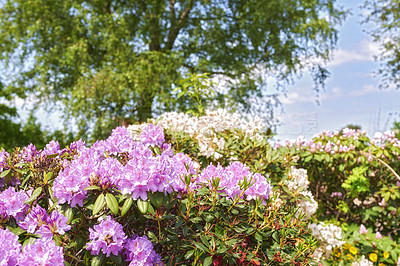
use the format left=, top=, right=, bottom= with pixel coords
left=379, top=263, right=386, bottom=266
left=349, top=246, right=358, bottom=255
left=343, top=243, right=352, bottom=249
left=346, top=253, right=354, bottom=260
left=369, top=253, right=378, bottom=262
left=383, top=251, right=390, bottom=259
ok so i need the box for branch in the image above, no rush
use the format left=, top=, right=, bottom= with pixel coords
left=165, top=0, right=194, bottom=50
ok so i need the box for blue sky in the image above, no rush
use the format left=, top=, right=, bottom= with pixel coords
left=274, top=0, right=400, bottom=140
left=15, top=0, right=400, bottom=140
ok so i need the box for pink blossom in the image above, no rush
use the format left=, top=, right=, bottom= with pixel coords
left=375, top=231, right=382, bottom=239
left=359, top=224, right=368, bottom=235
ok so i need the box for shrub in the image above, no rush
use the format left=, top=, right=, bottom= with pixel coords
left=0, top=123, right=316, bottom=265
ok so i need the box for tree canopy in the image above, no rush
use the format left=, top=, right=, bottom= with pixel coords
left=363, top=0, right=400, bottom=89
left=0, top=0, right=347, bottom=141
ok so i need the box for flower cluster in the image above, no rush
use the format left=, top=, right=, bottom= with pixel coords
left=197, top=161, right=272, bottom=202
left=18, top=205, right=71, bottom=238
left=128, top=109, right=266, bottom=159
left=87, top=216, right=161, bottom=264
left=54, top=125, right=271, bottom=206
left=0, top=187, right=29, bottom=222
left=87, top=216, right=127, bottom=257
left=284, top=167, right=318, bottom=219
left=308, top=223, right=345, bottom=261
left=124, top=235, right=162, bottom=265
left=0, top=228, right=64, bottom=265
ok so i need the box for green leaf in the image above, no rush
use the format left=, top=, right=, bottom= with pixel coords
left=137, top=198, right=149, bottom=214
left=0, top=169, right=10, bottom=178
left=24, top=187, right=42, bottom=204
left=185, top=250, right=194, bottom=260
left=200, top=235, right=209, bottom=248
left=84, top=185, right=101, bottom=191
left=22, top=237, right=37, bottom=248
left=204, top=256, right=213, bottom=266
left=193, top=242, right=208, bottom=252
left=7, top=226, right=26, bottom=235
left=105, top=193, right=119, bottom=215
left=148, top=192, right=164, bottom=209
left=91, top=253, right=105, bottom=266
left=121, top=197, right=133, bottom=216
left=64, top=207, right=74, bottom=224
left=46, top=153, right=59, bottom=159
left=93, top=194, right=105, bottom=215
left=109, top=254, right=122, bottom=264
left=20, top=172, right=32, bottom=188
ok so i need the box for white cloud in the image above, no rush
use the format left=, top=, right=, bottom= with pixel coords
left=350, top=84, right=378, bottom=96
left=328, top=39, right=380, bottom=67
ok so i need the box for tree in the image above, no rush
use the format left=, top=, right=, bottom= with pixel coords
left=363, top=0, right=400, bottom=89
left=0, top=0, right=347, bottom=141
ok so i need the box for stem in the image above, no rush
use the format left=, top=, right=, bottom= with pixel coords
left=158, top=219, right=162, bottom=240
left=361, top=151, right=400, bottom=182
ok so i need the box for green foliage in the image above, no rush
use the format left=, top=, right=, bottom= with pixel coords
left=173, top=73, right=215, bottom=116
left=341, top=166, right=370, bottom=198
left=393, top=121, right=400, bottom=140
left=0, top=0, right=348, bottom=141
left=363, top=0, right=400, bottom=89
left=326, top=224, right=400, bottom=265
left=160, top=186, right=317, bottom=265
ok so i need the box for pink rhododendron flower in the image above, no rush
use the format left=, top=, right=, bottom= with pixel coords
left=359, top=224, right=368, bottom=235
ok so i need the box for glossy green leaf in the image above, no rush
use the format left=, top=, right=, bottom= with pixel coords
left=84, top=185, right=101, bottom=191
left=24, top=187, right=42, bottom=205
left=93, top=194, right=105, bottom=215
left=137, top=198, right=149, bottom=214
left=105, top=193, right=119, bottom=215
left=0, top=169, right=10, bottom=178
left=121, top=197, right=133, bottom=216
left=203, top=256, right=213, bottom=266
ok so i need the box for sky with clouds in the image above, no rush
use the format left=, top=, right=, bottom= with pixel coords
left=273, top=0, right=400, bottom=141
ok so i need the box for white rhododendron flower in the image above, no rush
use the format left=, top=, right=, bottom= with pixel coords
left=127, top=109, right=266, bottom=159
left=308, top=223, right=345, bottom=261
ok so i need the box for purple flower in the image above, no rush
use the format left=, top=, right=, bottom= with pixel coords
left=18, top=144, right=37, bottom=163
left=0, top=227, right=21, bottom=265
left=19, top=237, right=64, bottom=265
left=93, top=157, right=124, bottom=190
left=43, top=140, right=61, bottom=155
left=0, top=202, right=9, bottom=223
left=19, top=205, right=71, bottom=238
left=69, top=139, right=86, bottom=153
left=18, top=205, right=49, bottom=234
left=0, top=187, right=29, bottom=222
left=0, top=150, right=9, bottom=171
left=376, top=231, right=383, bottom=239
left=124, top=235, right=162, bottom=266
left=244, top=173, right=272, bottom=202
left=330, top=192, right=343, bottom=198
left=87, top=216, right=127, bottom=257
left=197, top=162, right=272, bottom=202
left=167, top=153, right=198, bottom=193
left=140, top=124, right=165, bottom=147
left=103, top=126, right=137, bottom=155
left=52, top=149, right=99, bottom=207
left=117, top=153, right=173, bottom=200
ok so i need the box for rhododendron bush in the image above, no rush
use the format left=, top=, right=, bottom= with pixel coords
left=133, top=110, right=400, bottom=265
left=0, top=118, right=316, bottom=265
